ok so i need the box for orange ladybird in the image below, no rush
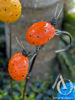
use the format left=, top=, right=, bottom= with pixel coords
left=0, top=0, right=21, bottom=23
left=8, top=53, right=29, bottom=81
left=26, top=22, right=56, bottom=46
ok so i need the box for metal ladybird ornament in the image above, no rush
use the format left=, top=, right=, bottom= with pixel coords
left=0, top=0, right=21, bottom=23
left=26, top=5, right=72, bottom=51
left=8, top=52, right=29, bottom=81
left=26, top=22, right=56, bottom=46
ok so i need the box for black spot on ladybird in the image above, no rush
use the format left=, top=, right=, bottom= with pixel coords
left=4, top=8, right=7, bottom=11
left=37, top=36, right=39, bottom=38
left=14, top=4, right=16, bottom=6
left=22, top=75, right=24, bottom=77
left=12, top=64, right=14, bottom=66
left=30, top=35, right=31, bottom=37
left=45, top=30, right=47, bottom=32
left=19, top=61, right=21, bottom=63
left=33, top=42, right=35, bottom=44
left=43, top=25, right=45, bottom=27
left=14, top=76, right=16, bottom=78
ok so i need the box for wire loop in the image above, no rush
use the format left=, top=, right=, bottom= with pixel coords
left=55, top=30, right=72, bottom=53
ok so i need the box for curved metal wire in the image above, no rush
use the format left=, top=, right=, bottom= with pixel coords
left=55, top=30, right=72, bottom=53
left=22, top=46, right=41, bottom=100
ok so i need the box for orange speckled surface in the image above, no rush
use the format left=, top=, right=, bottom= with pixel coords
left=8, top=53, right=29, bottom=81
left=0, top=0, right=22, bottom=23
left=26, top=22, right=56, bottom=46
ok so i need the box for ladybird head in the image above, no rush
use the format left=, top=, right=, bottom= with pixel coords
left=22, top=49, right=29, bottom=57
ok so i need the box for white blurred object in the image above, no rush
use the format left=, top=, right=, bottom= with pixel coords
left=68, top=7, right=75, bottom=14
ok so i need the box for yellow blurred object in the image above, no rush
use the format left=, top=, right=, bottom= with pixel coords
left=0, top=0, right=22, bottom=23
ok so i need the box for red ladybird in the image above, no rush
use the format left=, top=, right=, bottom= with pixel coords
left=26, top=22, right=56, bottom=46
left=8, top=53, right=29, bottom=81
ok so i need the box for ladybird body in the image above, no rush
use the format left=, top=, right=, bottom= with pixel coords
left=26, top=22, right=56, bottom=46
left=0, top=0, right=21, bottom=23
left=8, top=53, right=29, bottom=81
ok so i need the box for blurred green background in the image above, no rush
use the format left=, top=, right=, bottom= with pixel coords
left=0, top=0, right=75, bottom=100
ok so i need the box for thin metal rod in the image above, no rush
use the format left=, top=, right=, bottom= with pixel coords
left=9, top=24, right=14, bottom=100
left=9, top=25, right=11, bottom=57
left=23, top=78, right=29, bottom=100
left=55, top=30, right=72, bottom=53
left=22, top=47, right=39, bottom=100
left=23, top=55, right=37, bottom=100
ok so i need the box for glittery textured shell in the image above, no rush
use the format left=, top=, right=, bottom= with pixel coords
left=0, top=0, right=22, bottom=23
left=8, top=53, right=29, bottom=81
left=26, top=22, right=56, bottom=46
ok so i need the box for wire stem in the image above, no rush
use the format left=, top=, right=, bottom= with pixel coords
left=22, top=47, right=40, bottom=100
left=9, top=24, right=14, bottom=100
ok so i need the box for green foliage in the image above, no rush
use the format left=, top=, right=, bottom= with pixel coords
left=64, top=14, right=75, bottom=26
left=0, top=89, right=9, bottom=99
left=57, top=50, right=75, bottom=79
left=56, top=11, right=75, bottom=80
left=0, top=73, right=53, bottom=100
left=63, top=14, right=75, bottom=40
left=63, top=24, right=75, bottom=40
left=58, top=12, right=75, bottom=80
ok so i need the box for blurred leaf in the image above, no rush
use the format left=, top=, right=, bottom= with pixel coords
left=63, top=14, right=75, bottom=26
left=32, top=87, right=41, bottom=93
left=0, top=95, right=2, bottom=99
left=35, top=94, right=43, bottom=100
left=58, top=51, right=75, bottom=77
left=3, top=92, right=8, bottom=96
left=63, top=24, right=75, bottom=40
